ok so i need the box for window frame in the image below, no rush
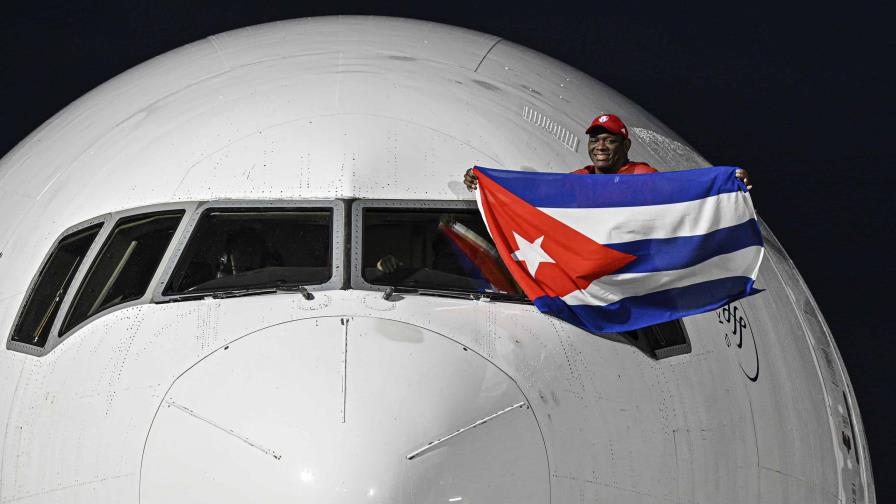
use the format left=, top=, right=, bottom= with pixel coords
left=49, top=203, right=195, bottom=347
left=624, top=319, right=693, bottom=359
left=5, top=215, right=109, bottom=357
left=350, top=199, right=490, bottom=293
left=5, top=203, right=196, bottom=357
left=7, top=200, right=345, bottom=358
left=152, top=199, right=345, bottom=303
left=59, top=209, right=188, bottom=336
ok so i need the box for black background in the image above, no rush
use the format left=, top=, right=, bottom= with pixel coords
left=2, top=1, right=893, bottom=497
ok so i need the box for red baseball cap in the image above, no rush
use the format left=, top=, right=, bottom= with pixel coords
left=586, top=114, right=629, bottom=138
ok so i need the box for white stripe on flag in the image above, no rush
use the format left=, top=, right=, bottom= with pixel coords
left=540, top=191, right=756, bottom=245
left=561, top=245, right=763, bottom=307
left=475, top=188, right=493, bottom=238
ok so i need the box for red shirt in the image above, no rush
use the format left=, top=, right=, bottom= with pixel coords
left=572, top=161, right=657, bottom=175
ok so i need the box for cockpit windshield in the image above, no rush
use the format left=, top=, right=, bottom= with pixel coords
left=164, top=208, right=332, bottom=296
left=361, top=208, right=524, bottom=297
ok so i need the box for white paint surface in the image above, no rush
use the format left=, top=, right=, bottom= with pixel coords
left=0, top=16, right=874, bottom=504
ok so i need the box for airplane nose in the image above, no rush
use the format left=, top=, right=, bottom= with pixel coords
left=140, top=316, right=549, bottom=503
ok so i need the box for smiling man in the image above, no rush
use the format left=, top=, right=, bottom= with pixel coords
left=575, top=114, right=655, bottom=174
left=464, top=113, right=752, bottom=189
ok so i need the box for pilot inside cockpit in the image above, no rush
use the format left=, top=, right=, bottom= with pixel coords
left=372, top=215, right=462, bottom=275
left=166, top=208, right=332, bottom=295
left=363, top=211, right=522, bottom=296
left=216, top=227, right=281, bottom=278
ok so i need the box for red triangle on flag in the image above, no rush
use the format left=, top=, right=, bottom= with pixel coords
left=476, top=168, right=636, bottom=299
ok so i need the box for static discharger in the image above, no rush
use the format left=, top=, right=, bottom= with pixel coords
left=406, top=401, right=528, bottom=460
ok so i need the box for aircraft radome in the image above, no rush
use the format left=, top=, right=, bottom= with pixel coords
left=0, top=15, right=874, bottom=503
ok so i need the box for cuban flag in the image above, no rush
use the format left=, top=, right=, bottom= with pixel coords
left=473, top=166, right=763, bottom=333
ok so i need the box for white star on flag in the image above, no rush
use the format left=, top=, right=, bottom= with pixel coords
left=511, top=231, right=555, bottom=277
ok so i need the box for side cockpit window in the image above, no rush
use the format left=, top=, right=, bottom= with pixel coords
left=8, top=202, right=342, bottom=356
left=163, top=208, right=333, bottom=296
left=357, top=205, right=525, bottom=299
left=61, top=211, right=184, bottom=334
left=9, top=223, right=103, bottom=348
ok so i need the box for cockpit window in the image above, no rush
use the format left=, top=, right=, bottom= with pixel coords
left=10, top=223, right=103, bottom=348
left=361, top=208, right=523, bottom=296
left=163, top=208, right=332, bottom=295
left=61, top=211, right=184, bottom=334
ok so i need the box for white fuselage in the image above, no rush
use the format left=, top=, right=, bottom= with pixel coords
left=0, top=16, right=874, bottom=503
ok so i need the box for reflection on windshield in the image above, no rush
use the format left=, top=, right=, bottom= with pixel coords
left=362, top=209, right=523, bottom=296
left=63, top=211, right=183, bottom=333
left=11, top=223, right=102, bottom=347
left=164, top=208, right=332, bottom=295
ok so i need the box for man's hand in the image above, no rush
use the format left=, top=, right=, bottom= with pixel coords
left=735, top=168, right=752, bottom=191
left=376, top=254, right=402, bottom=273
left=464, top=168, right=479, bottom=191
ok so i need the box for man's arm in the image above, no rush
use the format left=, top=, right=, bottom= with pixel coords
left=466, top=165, right=751, bottom=190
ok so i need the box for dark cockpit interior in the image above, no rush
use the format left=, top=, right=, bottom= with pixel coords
left=10, top=201, right=522, bottom=351
left=7, top=199, right=689, bottom=360
left=361, top=209, right=522, bottom=296
left=164, top=208, right=332, bottom=295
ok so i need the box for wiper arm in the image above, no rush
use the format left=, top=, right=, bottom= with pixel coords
left=471, top=292, right=530, bottom=303
left=382, top=286, right=421, bottom=300
left=382, top=286, right=475, bottom=301
left=380, top=286, right=529, bottom=303
left=275, top=282, right=314, bottom=300
left=166, top=283, right=315, bottom=302
left=417, top=289, right=479, bottom=300
left=211, top=288, right=277, bottom=299
left=211, top=283, right=314, bottom=300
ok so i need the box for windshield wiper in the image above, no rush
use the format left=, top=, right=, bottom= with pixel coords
left=381, top=286, right=474, bottom=301
left=470, top=291, right=530, bottom=303
left=382, top=286, right=416, bottom=300
left=275, top=282, right=314, bottom=300
left=381, top=286, right=529, bottom=303
left=166, top=282, right=314, bottom=302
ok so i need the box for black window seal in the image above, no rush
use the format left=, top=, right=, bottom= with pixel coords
left=5, top=215, right=110, bottom=358
left=53, top=203, right=196, bottom=344
left=6, top=203, right=196, bottom=358
left=58, top=209, right=188, bottom=337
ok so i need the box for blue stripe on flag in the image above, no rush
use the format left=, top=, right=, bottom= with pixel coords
left=607, top=219, right=764, bottom=274
left=475, top=165, right=746, bottom=208
left=533, top=276, right=758, bottom=333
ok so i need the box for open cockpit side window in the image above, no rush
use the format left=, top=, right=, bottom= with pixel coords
left=625, top=319, right=691, bottom=359
left=9, top=223, right=103, bottom=348
left=355, top=203, right=525, bottom=300
left=61, top=211, right=185, bottom=334
left=163, top=207, right=333, bottom=296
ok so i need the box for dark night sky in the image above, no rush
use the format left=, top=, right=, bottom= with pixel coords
left=2, top=0, right=893, bottom=497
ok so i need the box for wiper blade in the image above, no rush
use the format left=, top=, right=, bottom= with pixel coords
left=381, top=286, right=529, bottom=303
left=211, top=288, right=277, bottom=299
left=471, top=292, right=530, bottom=303
left=417, top=289, right=477, bottom=300
left=382, top=286, right=471, bottom=301
left=382, top=286, right=476, bottom=301
left=166, top=283, right=314, bottom=302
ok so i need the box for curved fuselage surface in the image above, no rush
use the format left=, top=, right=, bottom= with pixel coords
left=0, top=16, right=874, bottom=503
